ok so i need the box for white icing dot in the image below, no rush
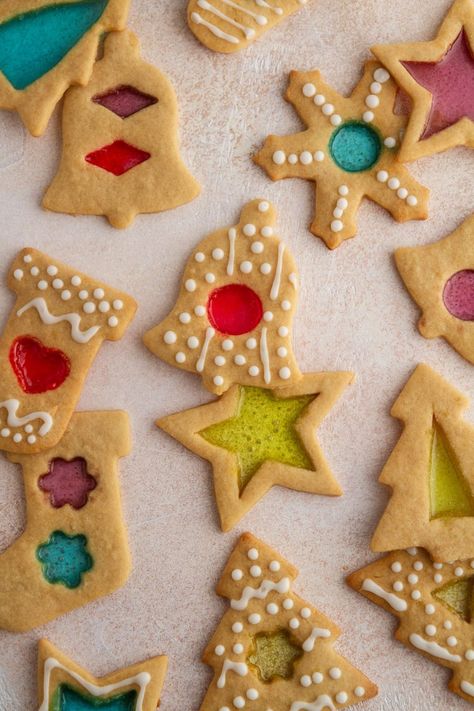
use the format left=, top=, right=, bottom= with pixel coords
left=175, top=352, right=186, bottom=363
left=249, top=366, right=260, bottom=377
left=83, top=302, right=96, bottom=314
left=300, top=675, right=312, bottom=687
left=337, top=197, right=348, bottom=210
left=331, top=219, right=343, bottom=233
left=391, top=562, right=402, bottom=573
left=47, top=265, right=58, bottom=276
left=251, top=241, right=264, bottom=254
left=233, top=643, right=244, bottom=654
left=205, top=272, right=216, bottom=284
left=434, top=573, right=443, bottom=583
left=61, top=290, right=72, bottom=301
left=219, top=708, right=231, bottom=711
left=164, top=331, right=177, bottom=344
left=302, top=83, right=316, bottom=97
left=240, top=261, right=253, bottom=274
left=52, top=278, right=64, bottom=289
left=179, top=312, right=191, bottom=324
left=384, top=136, right=397, bottom=148
left=195, top=305, right=206, bottom=316
left=447, top=636, right=458, bottom=647
left=260, top=263, right=272, bottom=275
left=113, top=299, right=123, bottom=310
left=278, top=326, right=289, bottom=337
left=470, top=561, right=474, bottom=569
left=330, top=114, right=342, bottom=126
left=455, top=567, right=464, bottom=577
left=281, top=300, right=291, bottom=311
left=27, top=434, right=36, bottom=444
left=433, top=563, right=443, bottom=569
left=397, top=187, right=408, bottom=199
left=425, top=625, right=436, bottom=636
left=244, top=224, right=257, bottom=238
left=411, top=590, right=421, bottom=600
left=93, top=288, right=104, bottom=299
left=246, top=689, right=258, bottom=701
left=338, top=185, right=349, bottom=196
left=329, top=667, right=341, bottom=679
left=246, top=338, right=257, bottom=349
left=407, top=195, right=418, bottom=206
left=195, top=252, right=205, bottom=263
left=425, top=604, right=435, bottom=614
left=374, top=67, right=390, bottom=83
left=277, top=346, right=288, bottom=357
left=354, top=687, right=365, bottom=698
left=108, top=316, right=119, bottom=327
left=413, top=561, right=423, bottom=571
left=13, top=269, right=23, bottom=280
left=234, top=355, right=246, bottom=365
left=388, top=177, right=400, bottom=190
left=13, top=433, right=22, bottom=443
left=366, top=94, right=379, bottom=108
left=248, top=613, right=261, bottom=625
left=98, top=300, right=110, bottom=312
left=313, top=673, right=323, bottom=684
left=215, top=645, right=225, bottom=656
left=300, top=150, right=313, bottom=164
left=232, top=569, right=243, bottom=581
left=30, top=266, right=40, bottom=276
left=258, top=201, right=269, bottom=212
left=23, top=254, right=32, bottom=263
left=185, top=279, right=196, bottom=292
left=213, top=375, right=224, bottom=386
left=71, top=275, right=81, bottom=286
left=279, top=367, right=291, bottom=380
left=79, top=290, right=88, bottom=300
left=248, top=548, right=259, bottom=560
left=289, top=618, right=300, bottom=629
left=466, top=650, right=474, bottom=660
left=336, top=692, right=348, bottom=704
left=300, top=607, right=311, bottom=619
left=393, top=581, right=403, bottom=592
left=272, top=150, right=286, bottom=165
left=314, top=94, right=325, bottom=106
left=233, top=697, right=245, bottom=709
left=370, top=81, right=382, bottom=94
left=188, top=336, right=200, bottom=349
left=24, top=424, right=34, bottom=433
left=377, top=170, right=388, bottom=182
left=363, top=110, right=374, bottom=122
left=232, top=622, right=243, bottom=633
left=314, top=150, right=325, bottom=162
left=212, top=248, right=224, bottom=261
left=269, top=560, right=280, bottom=572
left=1, top=428, right=10, bottom=437
left=444, top=620, right=452, bottom=630
left=221, top=339, right=233, bottom=351
left=261, top=226, right=273, bottom=237
left=263, top=311, right=274, bottom=322
left=267, top=603, right=279, bottom=615
left=407, top=547, right=418, bottom=556
left=333, top=208, right=343, bottom=219
left=37, top=280, right=48, bottom=290
left=283, top=599, right=294, bottom=610
left=250, top=565, right=261, bottom=579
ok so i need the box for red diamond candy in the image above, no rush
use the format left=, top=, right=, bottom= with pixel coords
left=85, top=140, right=151, bottom=176
left=92, top=85, right=158, bottom=119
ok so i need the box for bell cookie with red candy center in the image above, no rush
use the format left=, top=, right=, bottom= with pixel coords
left=0, top=248, right=136, bottom=454
left=143, top=199, right=302, bottom=395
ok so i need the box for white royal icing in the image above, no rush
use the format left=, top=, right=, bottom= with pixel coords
left=217, top=659, right=248, bottom=688
left=362, top=578, right=407, bottom=612
left=0, top=399, right=53, bottom=438
left=231, top=577, right=290, bottom=610
left=17, top=297, right=101, bottom=344
left=302, top=627, right=331, bottom=653
left=290, top=695, right=336, bottom=711
left=409, top=634, right=461, bottom=663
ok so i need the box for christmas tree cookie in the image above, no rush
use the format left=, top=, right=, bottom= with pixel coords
left=158, top=372, right=353, bottom=531
left=395, top=214, right=474, bottom=366
left=200, top=532, right=377, bottom=710
left=144, top=200, right=302, bottom=395
left=254, top=61, right=429, bottom=248
left=38, top=639, right=167, bottom=711
left=187, top=0, right=310, bottom=54
left=0, top=0, right=130, bottom=136
left=44, top=30, right=200, bottom=228
left=0, top=411, right=131, bottom=632
left=372, top=0, right=474, bottom=161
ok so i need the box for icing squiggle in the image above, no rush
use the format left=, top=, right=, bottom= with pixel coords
left=17, top=297, right=100, bottom=344
left=197, top=0, right=255, bottom=39
left=361, top=578, right=407, bottom=612
left=409, top=634, right=461, bottom=663
left=0, top=399, right=52, bottom=436
left=217, top=659, right=248, bottom=688
left=231, top=576, right=290, bottom=610
left=290, top=694, right=336, bottom=711
left=302, top=627, right=331, bottom=652
left=39, top=657, right=151, bottom=711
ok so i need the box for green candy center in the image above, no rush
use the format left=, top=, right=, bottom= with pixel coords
left=329, top=121, right=382, bottom=173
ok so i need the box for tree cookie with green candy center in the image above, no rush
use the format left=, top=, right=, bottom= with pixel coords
left=158, top=372, right=352, bottom=531
left=200, top=532, right=377, bottom=710
left=372, top=0, right=474, bottom=162
left=348, top=548, right=474, bottom=706
left=0, top=411, right=131, bottom=632
left=395, top=213, right=474, bottom=366
left=370, top=364, right=474, bottom=563
left=43, top=30, right=200, bottom=229
left=37, top=638, right=167, bottom=711
left=143, top=200, right=302, bottom=395
left=0, top=0, right=130, bottom=136
left=0, top=247, right=136, bottom=454
left=254, top=61, right=429, bottom=249
left=187, top=0, right=311, bottom=54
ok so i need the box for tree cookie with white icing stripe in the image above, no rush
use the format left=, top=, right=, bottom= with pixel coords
left=0, top=248, right=136, bottom=454
left=200, top=532, right=378, bottom=710
left=187, top=0, right=310, bottom=54
left=348, top=548, right=474, bottom=706
left=143, top=200, right=302, bottom=395
left=37, top=638, right=167, bottom=711
left=254, top=61, right=429, bottom=249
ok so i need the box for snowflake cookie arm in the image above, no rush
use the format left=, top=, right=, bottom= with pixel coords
left=363, top=157, right=429, bottom=225
left=285, top=70, right=353, bottom=130
left=254, top=128, right=326, bottom=181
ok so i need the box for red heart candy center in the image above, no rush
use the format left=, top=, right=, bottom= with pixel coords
left=10, top=336, right=71, bottom=394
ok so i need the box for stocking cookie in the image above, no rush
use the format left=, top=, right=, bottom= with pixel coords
left=143, top=200, right=302, bottom=395
left=396, top=214, right=474, bottom=366
left=0, top=0, right=130, bottom=136
left=38, top=639, right=167, bottom=711
left=254, top=61, right=429, bottom=249
left=0, top=247, right=136, bottom=454
left=158, top=372, right=353, bottom=531
left=348, top=548, right=474, bottom=705
left=372, top=0, right=474, bottom=161
left=187, top=0, right=310, bottom=54
left=0, top=411, right=130, bottom=632
left=371, top=364, right=474, bottom=563
left=43, top=30, right=200, bottom=229
left=200, top=532, right=377, bottom=710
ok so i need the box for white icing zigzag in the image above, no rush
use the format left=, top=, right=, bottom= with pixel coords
left=230, top=576, right=290, bottom=610
left=0, top=399, right=52, bottom=437
left=17, top=297, right=101, bottom=344
left=290, top=694, right=336, bottom=711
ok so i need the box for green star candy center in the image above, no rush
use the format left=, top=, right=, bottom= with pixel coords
left=199, top=386, right=315, bottom=492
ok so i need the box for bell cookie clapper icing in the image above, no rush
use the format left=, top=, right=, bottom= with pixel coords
left=0, top=0, right=130, bottom=136
left=0, top=411, right=131, bottom=632
left=144, top=199, right=303, bottom=395
left=0, top=247, right=136, bottom=454
left=187, top=0, right=310, bottom=54
left=372, top=0, right=474, bottom=161
left=200, top=532, right=377, bottom=710
left=254, top=61, right=429, bottom=249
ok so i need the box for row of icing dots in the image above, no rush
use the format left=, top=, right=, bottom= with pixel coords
left=0, top=398, right=53, bottom=445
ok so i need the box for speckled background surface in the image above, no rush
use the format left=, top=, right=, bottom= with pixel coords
left=0, top=0, right=473, bottom=709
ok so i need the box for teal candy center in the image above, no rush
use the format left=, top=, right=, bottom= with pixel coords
left=329, top=121, right=382, bottom=173
left=0, top=0, right=108, bottom=91
left=36, top=530, right=93, bottom=589
left=52, top=685, right=137, bottom=711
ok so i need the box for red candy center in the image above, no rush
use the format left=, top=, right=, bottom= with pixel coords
left=207, top=284, right=263, bottom=335
left=443, top=270, right=474, bottom=321
left=10, top=336, right=71, bottom=394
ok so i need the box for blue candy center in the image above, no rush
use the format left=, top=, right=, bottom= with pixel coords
left=53, top=684, right=137, bottom=711
left=329, top=121, right=382, bottom=173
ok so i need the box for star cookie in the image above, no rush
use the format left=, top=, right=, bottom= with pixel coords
left=187, top=0, right=310, bottom=54
left=254, top=61, right=429, bottom=249
left=371, top=364, right=474, bottom=563
left=0, top=0, right=130, bottom=136
left=200, top=532, right=377, bottom=710
left=396, top=213, right=474, bottom=366
left=143, top=200, right=302, bottom=395
left=372, top=0, right=474, bottom=161
left=37, top=638, right=167, bottom=711
left=348, top=548, right=474, bottom=706
left=158, top=372, right=353, bottom=531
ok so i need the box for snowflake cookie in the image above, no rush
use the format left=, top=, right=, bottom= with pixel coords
left=143, top=200, right=302, bottom=395
left=396, top=213, right=474, bottom=366
left=43, top=31, right=200, bottom=228
left=200, top=532, right=377, bottom=710
left=187, top=0, right=310, bottom=53
left=0, top=0, right=130, bottom=136
left=0, top=247, right=136, bottom=454
left=158, top=372, right=353, bottom=531
left=372, top=0, right=474, bottom=161
left=371, top=364, right=474, bottom=563
left=37, top=638, right=167, bottom=711
left=1, top=412, right=131, bottom=632
left=254, top=61, right=429, bottom=249
left=348, top=548, right=474, bottom=706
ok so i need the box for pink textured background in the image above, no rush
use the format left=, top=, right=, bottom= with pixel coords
left=0, top=0, right=473, bottom=708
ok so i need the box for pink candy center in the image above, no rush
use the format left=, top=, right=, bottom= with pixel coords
left=443, top=270, right=474, bottom=320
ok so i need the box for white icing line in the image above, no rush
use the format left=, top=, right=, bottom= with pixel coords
left=17, top=297, right=101, bottom=344
left=231, top=577, right=290, bottom=610
left=197, top=0, right=255, bottom=38
left=217, top=659, right=248, bottom=688
left=290, top=695, right=336, bottom=711
left=270, top=243, right=285, bottom=301
left=409, top=634, right=461, bottom=663
left=461, top=680, right=474, bottom=697
left=196, top=327, right=215, bottom=372
left=39, top=657, right=151, bottom=711
left=227, top=228, right=236, bottom=276
left=302, top=627, right=331, bottom=652
left=218, top=0, right=267, bottom=23
left=362, top=578, right=407, bottom=612
left=0, top=399, right=52, bottom=437
left=190, top=11, right=239, bottom=43
left=260, top=327, right=271, bottom=384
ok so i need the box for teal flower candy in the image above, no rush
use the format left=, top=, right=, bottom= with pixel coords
left=37, top=530, right=93, bottom=589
